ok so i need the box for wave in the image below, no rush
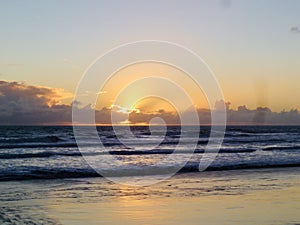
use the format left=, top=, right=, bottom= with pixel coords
left=0, top=142, right=128, bottom=149
left=0, top=148, right=257, bottom=159
left=0, top=137, right=290, bottom=149
left=262, top=146, right=300, bottom=151
left=1, top=162, right=300, bottom=182
left=182, top=162, right=300, bottom=172
left=0, top=168, right=99, bottom=181
left=225, top=138, right=287, bottom=143
left=0, top=143, right=78, bottom=149
left=0, top=135, right=64, bottom=144
left=108, top=148, right=256, bottom=155
left=225, top=133, right=252, bottom=137
left=0, top=151, right=82, bottom=159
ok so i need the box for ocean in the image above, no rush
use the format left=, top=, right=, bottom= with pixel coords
left=1, top=126, right=300, bottom=224
left=0, top=126, right=300, bottom=181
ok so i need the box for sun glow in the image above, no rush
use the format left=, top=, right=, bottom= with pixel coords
left=109, top=104, right=140, bottom=114
left=95, top=62, right=209, bottom=113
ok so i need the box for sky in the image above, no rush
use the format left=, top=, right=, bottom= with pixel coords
left=1, top=0, right=300, bottom=125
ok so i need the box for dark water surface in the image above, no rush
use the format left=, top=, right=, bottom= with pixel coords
left=0, top=126, right=300, bottom=181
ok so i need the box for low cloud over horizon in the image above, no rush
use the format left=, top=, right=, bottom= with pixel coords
left=1, top=80, right=300, bottom=126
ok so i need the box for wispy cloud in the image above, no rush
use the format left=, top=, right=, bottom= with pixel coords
left=2, top=63, right=23, bottom=67
left=219, top=0, right=232, bottom=9
left=97, top=91, right=107, bottom=95
left=291, top=26, right=300, bottom=33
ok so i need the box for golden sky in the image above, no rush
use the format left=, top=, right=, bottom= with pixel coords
left=1, top=0, right=300, bottom=124
left=96, top=62, right=209, bottom=113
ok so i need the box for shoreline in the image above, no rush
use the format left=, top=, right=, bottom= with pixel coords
left=1, top=167, right=299, bottom=224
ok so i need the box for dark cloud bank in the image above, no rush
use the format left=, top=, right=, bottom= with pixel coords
left=1, top=80, right=300, bottom=125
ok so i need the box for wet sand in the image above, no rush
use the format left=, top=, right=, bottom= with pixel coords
left=1, top=167, right=300, bottom=225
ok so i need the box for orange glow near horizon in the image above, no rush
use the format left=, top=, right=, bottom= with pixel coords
left=95, top=62, right=210, bottom=114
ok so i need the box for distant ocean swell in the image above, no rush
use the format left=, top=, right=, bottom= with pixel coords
left=0, top=126, right=300, bottom=181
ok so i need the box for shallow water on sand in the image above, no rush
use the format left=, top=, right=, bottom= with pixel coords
left=0, top=167, right=299, bottom=225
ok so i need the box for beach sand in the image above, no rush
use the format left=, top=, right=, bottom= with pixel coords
left=1, top=167, right=300, bottom=225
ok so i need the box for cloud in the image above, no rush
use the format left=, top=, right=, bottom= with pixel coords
left=219, top=0, right=232, bottom=9
left=95, top=104, right=300, bottom=126
left=214, top=100, right=231, bottom=111
left=0, top=81, right=73, bottom=125
left=1, top=63, right=23, bottom=67
left=226, top=106, right=300, bottom=125
left=1, top=80, right=300, bottom=125
left=291, top=26, right=300, bottom=33
left=129, top=109, right=180, bottom=125
left=97, top=91, right=107, bottom=95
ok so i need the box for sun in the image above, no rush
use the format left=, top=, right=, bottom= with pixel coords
left=109, top=104, right=140, bottom=114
